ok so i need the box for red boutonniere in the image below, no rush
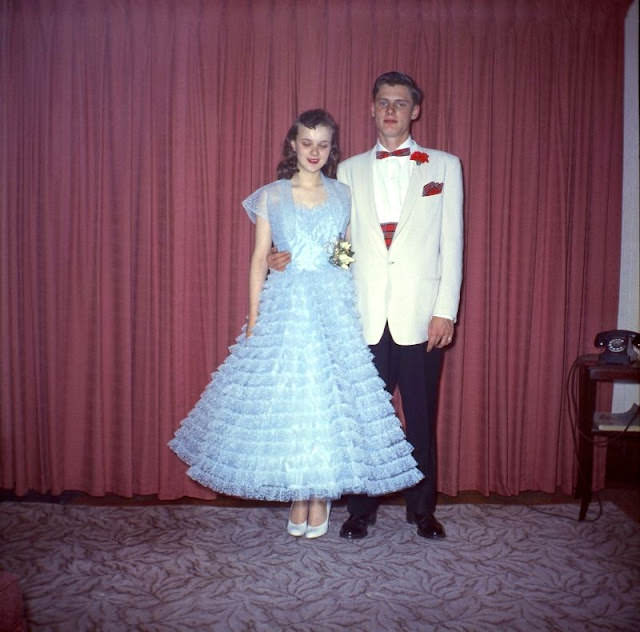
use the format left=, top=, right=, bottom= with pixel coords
left=410, top=151, right=429, bottom=165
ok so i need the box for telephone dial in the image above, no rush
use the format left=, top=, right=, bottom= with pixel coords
left=594, top=330, right=640, bottom=365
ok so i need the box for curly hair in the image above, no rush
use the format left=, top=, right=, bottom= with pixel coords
left=276, top=109, right=340, bottom=180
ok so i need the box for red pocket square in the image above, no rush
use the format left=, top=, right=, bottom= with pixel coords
left=423, top=181, right=443, bottom=196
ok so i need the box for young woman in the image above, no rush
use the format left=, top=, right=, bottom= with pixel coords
left=169, top=109, right=422, bottom=539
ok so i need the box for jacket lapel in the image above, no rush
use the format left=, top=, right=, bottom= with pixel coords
left=395, top=145, right=430, bottom=237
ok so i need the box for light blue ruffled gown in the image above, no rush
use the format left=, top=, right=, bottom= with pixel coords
left=169, top=175, right=423, bottom=501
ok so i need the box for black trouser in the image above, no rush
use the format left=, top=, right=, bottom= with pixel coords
left=346, top=324, right=444, bottom=517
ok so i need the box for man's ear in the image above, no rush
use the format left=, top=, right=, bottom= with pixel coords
left=411, top=104, right=420, bottom=121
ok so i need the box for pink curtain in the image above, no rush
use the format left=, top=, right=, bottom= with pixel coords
left=0, top=0, right=629, bottom=499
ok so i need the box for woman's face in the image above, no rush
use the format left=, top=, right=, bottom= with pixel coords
left=291, top=124, right=332, bottom=175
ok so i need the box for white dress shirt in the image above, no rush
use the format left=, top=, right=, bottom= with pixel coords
left=373, top=137, right=415, bottom=223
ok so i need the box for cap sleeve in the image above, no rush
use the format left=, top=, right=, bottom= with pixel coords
left=242, top=185, right=269, bottom=223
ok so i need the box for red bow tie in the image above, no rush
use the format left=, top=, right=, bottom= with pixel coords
left=376, top=147, right=411, bottom=159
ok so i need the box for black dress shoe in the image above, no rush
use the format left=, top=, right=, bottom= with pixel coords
left=406, top=511, right=446, bottom=539
left=339, top=513, right=376, bottom=540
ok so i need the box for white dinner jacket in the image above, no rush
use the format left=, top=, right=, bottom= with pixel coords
left=337, top=144, right=463, bottom=345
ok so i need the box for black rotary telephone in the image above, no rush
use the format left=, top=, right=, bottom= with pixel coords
left=594, top=330, right=640, bottom=365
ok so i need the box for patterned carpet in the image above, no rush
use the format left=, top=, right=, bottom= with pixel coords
left=1, top=501, right=639, bottom=631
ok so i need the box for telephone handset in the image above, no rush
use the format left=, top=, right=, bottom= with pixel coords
left=594, top=330, right=640, bottom=365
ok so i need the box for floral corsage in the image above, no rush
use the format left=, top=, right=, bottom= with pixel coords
left=329, top=236, right=355, bottom=269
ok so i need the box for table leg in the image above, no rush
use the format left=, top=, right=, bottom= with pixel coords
left=576, top=363, right=596, bottom=520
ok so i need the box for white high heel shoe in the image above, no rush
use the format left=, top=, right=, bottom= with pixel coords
left=287, top=503, right=307, bottom=537
left=304, top=501, right=331, bottom=539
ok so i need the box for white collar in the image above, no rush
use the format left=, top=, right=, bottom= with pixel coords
left=375, top=136, right=414, bottom=153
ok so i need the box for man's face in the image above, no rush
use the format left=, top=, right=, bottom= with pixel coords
left=371, top=83, right=420, bottom=148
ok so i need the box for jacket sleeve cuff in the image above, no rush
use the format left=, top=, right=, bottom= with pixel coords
left=432, top=312, right=457, bottom=324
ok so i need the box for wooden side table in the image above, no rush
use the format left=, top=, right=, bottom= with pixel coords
left=575, top=354, right=640, bottom=520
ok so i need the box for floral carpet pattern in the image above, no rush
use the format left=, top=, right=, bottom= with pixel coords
left=1, top=501, right=639, bottom=631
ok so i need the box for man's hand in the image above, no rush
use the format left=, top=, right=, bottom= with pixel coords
left=267, top=247, right=291, bottom=272
left=427, top=316, right=454, bottom=352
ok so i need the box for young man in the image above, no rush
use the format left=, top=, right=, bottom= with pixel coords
left=336, top=71, right=463, bottom=539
